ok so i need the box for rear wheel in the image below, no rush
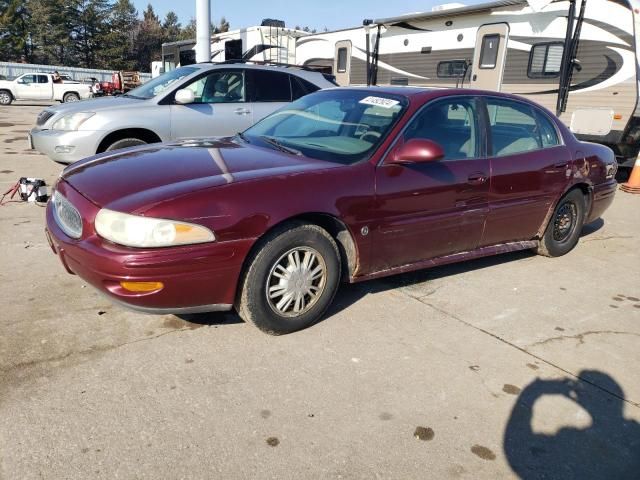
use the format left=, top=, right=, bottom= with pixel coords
left=63, top=92, right=80, bottom=103
left=536, top=189, right=586, bottom=257
left=237, top=222, right=341, bottom=335
left=0, top=90, right=12, bottom=105
left=105, top=137, right=147, bottom=152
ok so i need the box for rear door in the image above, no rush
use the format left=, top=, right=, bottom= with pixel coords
left=36, top=75, right=51, bottom=99
left=334, top=40, right=352, bottom=86
left=470, top=23, right=509, bottom=91
left=169, top=69, right=252, bottom=139
left=245, top=69, right=293, bottom=123
left=373, top=96, right=490, bottom=270
left=480, top=96, right=570, bottom=246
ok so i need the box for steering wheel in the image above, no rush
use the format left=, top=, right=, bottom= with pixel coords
left=360, top=130, right=381, bottom=142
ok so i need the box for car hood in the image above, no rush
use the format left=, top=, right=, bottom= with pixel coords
left=61, top=137, right=341, bottom=212
left=44, top=95, right=149, bottom=117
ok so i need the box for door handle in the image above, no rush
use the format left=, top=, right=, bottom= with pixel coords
left=553, top=161, right=568, bottom=168
left=234, top=108, right=251, bottom=115
left=467, top=173, right=488, bottom=185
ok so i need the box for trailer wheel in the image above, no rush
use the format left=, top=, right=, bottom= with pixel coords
left=63, top=92, right=80, bottom=103
left=0, top=90, right=13, bottom=105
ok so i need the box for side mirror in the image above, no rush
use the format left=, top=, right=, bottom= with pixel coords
left=16, top=78, right=25, bottom=84
left=388, top=138, right=445, bottom=165
left=174, top=88, right=195, bottom=105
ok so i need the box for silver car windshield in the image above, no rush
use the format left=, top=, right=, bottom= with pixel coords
left=243, top=90, right=406, bottom=165
left=125, top=66, right=197, bottom=99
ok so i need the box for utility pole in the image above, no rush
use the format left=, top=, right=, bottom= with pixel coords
left=195, top=0, right=211, bottom=63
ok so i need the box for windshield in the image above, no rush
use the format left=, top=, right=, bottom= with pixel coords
left=125, top=66, right=197, bottom=99
left=243, top=89, right=407, bottom=165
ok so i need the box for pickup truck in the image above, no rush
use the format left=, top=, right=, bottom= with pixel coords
left=0, top=73, right=92, bottom=105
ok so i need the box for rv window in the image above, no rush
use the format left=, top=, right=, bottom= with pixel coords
left=479, top=34, right=500, bottom=69
left=437, top=60, right=467, bottom=78
left=528, top=42, right=564, bottom=78
left=337, top=48, right=348, bottom=73
left=248, top=70, right=292, bottom=102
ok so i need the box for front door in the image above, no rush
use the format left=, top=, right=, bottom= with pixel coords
left=470, top=23, right=509, bottom=91
left=15, top=74, right=39, bottom=99
left=169, top=69, right=253, bottom=139
left=334, top=40, right=352, bottom=86
left=373, top=96, right=490, bottom=271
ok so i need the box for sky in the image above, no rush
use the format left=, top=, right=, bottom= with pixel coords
left=132, top=0, right=483, bottom=31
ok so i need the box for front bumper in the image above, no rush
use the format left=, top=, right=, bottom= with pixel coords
left=30, top=127, right=102, bottom=163
left=45, top=181, right=254, bottom=314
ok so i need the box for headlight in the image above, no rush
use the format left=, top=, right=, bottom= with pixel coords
left=95, top=209, right=215, bottom=248
left=52, top=112, right=95, bottom=131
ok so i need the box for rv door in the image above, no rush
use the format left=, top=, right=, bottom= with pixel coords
left=334, top=40, right=352, bottom=86
left=470, top=23, right=509, bottom=91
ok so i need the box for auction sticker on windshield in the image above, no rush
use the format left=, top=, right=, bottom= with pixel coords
left=358, top=96, right=400, bottom=109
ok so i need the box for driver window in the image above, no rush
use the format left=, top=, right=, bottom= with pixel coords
left=21, top=75, right=35, bottom=84
left=404, top=99, right=479, bottom=160
left=183, top=71, right=245, bottom=104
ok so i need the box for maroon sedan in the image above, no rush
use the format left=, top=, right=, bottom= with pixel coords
left=46, top=87, right=617, bottom=334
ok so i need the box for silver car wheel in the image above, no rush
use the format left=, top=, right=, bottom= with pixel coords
left=265, top=247, right=327, bottom=317
left=0, top=92, right=11, bottom=105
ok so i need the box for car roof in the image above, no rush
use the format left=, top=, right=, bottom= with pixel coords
left=192, top=62, right=333, bottom=83
left=332, top=85, right=545, bottom=107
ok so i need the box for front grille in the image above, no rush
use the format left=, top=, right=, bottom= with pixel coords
left=36, top=110, right=55, bottom=126
left=52, top=191, right=83, bottom=239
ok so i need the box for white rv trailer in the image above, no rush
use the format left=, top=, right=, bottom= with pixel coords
left=295, top=0, right=640, bottom=166
left=162, top=24, right=307, bottom=72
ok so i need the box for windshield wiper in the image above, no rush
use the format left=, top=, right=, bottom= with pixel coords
left=260, top=136, right=302, bottom=156
left=122, top=93, right=144, bottom=99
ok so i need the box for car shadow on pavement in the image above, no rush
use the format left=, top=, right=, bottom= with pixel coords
left=503, top=371, right=640, bottom=479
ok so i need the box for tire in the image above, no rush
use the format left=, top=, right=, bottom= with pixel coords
left=0, top=90, right=12, bottom=105
left=105, top=138, right=147, bottom=152
left=63, top=92, right=80, bottom=103
left=237, top=222, right=342, bottom=335
left=536, top=189, right=586, bottom=257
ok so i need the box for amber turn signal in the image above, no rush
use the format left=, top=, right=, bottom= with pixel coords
left=120, top=281, right=164, bottom=292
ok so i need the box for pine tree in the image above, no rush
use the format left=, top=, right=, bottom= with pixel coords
left=72, top=0, right=112, bottom=68
left=162, top=11, right=180, bottom=43
left=0, top=0, right=32, bottom=62
left=135, top=4, right=162, bottom=72
left=30, top=0, right=75, bottom=65
left=105, top=0, right=137, bottom=70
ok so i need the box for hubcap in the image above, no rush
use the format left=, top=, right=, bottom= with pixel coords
left=553, top=202, right=577, bottom=242
left=0, top=93, right=10, bottom=104
left=266, top=247, right=327, bottom=317
left=66, top=95, right=78, bottom=102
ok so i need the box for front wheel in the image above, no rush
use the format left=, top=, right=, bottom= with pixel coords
left=237, top=223, right=341, bottom=335
left=63, top=92, right=80, bottom=103
left=0, top=90, right=13, bottom=105
left=536, top=189, right=586, bottom=257
left=105, top=138, right=147, bottom=152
